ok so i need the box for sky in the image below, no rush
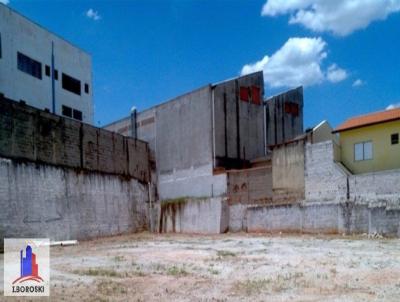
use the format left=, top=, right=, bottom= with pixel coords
left=3, top=0, right=400, bottom=128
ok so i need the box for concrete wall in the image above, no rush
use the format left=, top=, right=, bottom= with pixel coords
left=272, top=140, right=305, bottom=203
left=227, top=165, right=272, bottom=205
left=159, top=197, right=229, bottom=234
left=247, top=202, right=400, bottom=237
left=265, top=87, right=303, bottom=148
left=0, top=157, right=149, bottom=241
left=0, top=96, right=150, bottom=182
left=213, top=72, right=265, bottom=167
left=0, top=4, right=93, bottom=123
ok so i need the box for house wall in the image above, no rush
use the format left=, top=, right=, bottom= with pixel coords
left=0, top=4, right=93, bottom=124
left=339, top=120, right=400, bottom=174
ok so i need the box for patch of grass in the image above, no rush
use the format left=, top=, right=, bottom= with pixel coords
left=72, top=267, right=124, bottom=278
left=113, top=255, right=125, bottom=262
left=216, top=250, right=237, bottom=257
left=166, top=265, right=188, bottom=277
left=161, top=197, right=187, bottom=206
left=97, top=280, right=127, bottom=295
left=208, top=268, right=220, bottom=275
left=235, top=279, right=272, bottom=295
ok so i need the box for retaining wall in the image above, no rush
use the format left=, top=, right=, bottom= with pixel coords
left=0, top=157, right=149, bottom=241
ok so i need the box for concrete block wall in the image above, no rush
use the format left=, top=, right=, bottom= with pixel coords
left=159, top=197, right=229, bottom=234
left=0, top=157, right=149, bottom=241
left=349, top=169, right=400, bottom=204
left=247, top=202, right=400, bottom=236
left=0, top=96, right=150, bottom=182
left=305, top=141, right=348, bottom=202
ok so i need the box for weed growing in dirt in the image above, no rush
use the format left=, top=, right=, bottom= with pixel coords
left=73, top=268, right=124, bottom=278
left=166, top=265, right=188, bottom=276
left=216, top=250, right=237, bottom=257
left=114, top=255, right=126, bottom=262
left=97, top=280, right=127, bottom=295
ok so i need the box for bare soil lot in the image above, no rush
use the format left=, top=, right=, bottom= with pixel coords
left=1, top=232, right=400, bottom=301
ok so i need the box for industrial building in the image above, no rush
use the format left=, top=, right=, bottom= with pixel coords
left=104, top=72, right=304, bottom=201
left=0, top=3, right=93, bottom=124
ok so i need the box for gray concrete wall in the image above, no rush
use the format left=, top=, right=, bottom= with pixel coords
left=247, top=202, right=400, bottom=237
left=0, top=157, right=149, bottom=241
left=0, top=4, right=93, bottom=123
left=213, top=72, right=264, bottom=167
left=159, top=197, right=229, bottom=234
left=0, top=96, right=150, bottom=182
left=272, top=141, right=305, bottom=203
left=155, top=86, right=220, bottom=199
left=265, top=87, right=303, bottom=148
left=227, top=165, right=272, bottom=205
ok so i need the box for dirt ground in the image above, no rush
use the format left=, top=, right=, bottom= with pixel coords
left=1, top=232, right=400, bottom=301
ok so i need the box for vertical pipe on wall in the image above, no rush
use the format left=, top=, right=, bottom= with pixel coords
left=263, top=101, right=267, bottom=156
left=212, top=86, right=216, bottom=169
left=51, top=41, right=56, bottom=114
left=130, top=107, right=137, bottom=139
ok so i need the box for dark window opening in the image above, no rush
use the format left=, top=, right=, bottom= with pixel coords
left=17, top=52, right=42, bottom=79
left=62, top=73, right=81, bottom=95
left=54, top=69, right=58, bottom=80
left=73, top=109, right=82, bottom=121
left=45, top=65, right=50, bottom=77
left=239, top=86, right=249, bottom=102
left=391, top=133, right=399, bottom=145
left=62, top=105, right=72, bottom=118
left=84, top=83, right=89, bottom=94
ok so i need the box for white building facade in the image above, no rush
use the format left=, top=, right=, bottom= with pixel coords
left=0, top=4, right=93, bottom=124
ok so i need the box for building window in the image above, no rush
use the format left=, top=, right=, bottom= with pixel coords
left=54, top=69, right=58, bottom=80
left=73, top=109, right=83, bottom=121
left=62, top=73, right=81, bottom=95
left=391, top=133, right=399, bottom=145
left=17, top=52, right=42, bottom=79
left=62, top=105, right=72, bottom=118
left=354, top=141, right=373, bottom=161
left=45, top=65, right=50, bottom=77
left=84, top=83, right=89, bottom=94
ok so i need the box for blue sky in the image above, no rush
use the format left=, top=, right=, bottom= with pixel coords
left=5, top=0, right=400, bottom=128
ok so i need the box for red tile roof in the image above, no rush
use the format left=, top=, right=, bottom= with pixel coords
left=333, top=107, right=400, bottom=133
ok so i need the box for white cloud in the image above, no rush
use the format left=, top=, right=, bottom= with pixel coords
left=326, top=64, right=348, bottom=83
left=261, top=0, right=400, bottom=36
left=386, top=103, right=400, bottom=110
left=86, top=8, right=101, bottom=21
left=352, top=79, right=364, bottom=87
left=0, top=0, right=10, bottom=4
left=241, top=37, right=347, bottom=88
